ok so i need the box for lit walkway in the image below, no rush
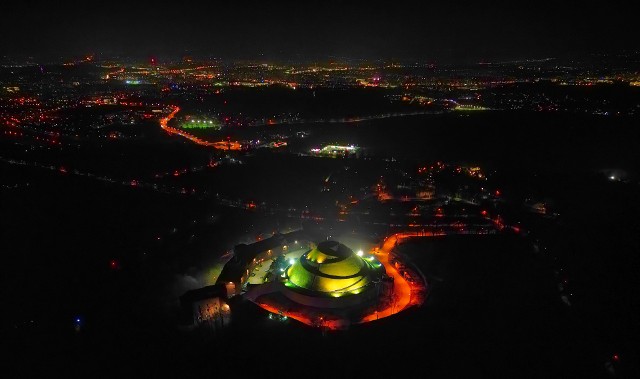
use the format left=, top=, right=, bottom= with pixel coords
left=360, top=233, right=415, bottom=322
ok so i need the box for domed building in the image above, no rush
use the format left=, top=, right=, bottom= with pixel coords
left=281, top=241, right=386, bottom=308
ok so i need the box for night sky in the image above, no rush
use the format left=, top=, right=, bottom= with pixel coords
left=2, top=1, right=638, bottom=61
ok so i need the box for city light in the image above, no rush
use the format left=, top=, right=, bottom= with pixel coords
left=3, top=16, right=636, bottom=374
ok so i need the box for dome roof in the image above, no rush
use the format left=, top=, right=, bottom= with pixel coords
left=286, top=241, right=382, bottom=296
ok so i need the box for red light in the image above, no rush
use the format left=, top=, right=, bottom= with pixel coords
left=613, top=354, right=620, bottom=362
left=109, top=259, right=119, bottom=270
left=481, top=210, right=488, bottom=216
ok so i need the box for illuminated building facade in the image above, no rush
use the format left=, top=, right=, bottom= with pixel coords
left=280, top=241, right=385, bottom=308
left=179, top=284, right=231, bottom=327
left=310, top=145, right=361, bottom=158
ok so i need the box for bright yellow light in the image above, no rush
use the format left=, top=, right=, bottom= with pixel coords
left=287, top=244, right=377, bottom=294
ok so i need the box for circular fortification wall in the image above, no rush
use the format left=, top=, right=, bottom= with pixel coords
left=281, top=241, right=385, bottom=308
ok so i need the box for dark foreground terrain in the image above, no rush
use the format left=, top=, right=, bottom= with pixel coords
left=2, top=110, right=639, bottom=378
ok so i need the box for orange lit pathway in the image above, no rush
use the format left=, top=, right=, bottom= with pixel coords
left=159, top=106, right=242, bottom=150
left=360, top=233, right=416, bottom=322
left=257, top=303, right=314, bottom=327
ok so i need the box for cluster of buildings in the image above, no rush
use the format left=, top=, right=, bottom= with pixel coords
left=180, top=230, right=393, bottom=330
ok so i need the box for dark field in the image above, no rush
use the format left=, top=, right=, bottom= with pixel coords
left=2, top=110, right=639, bottom=377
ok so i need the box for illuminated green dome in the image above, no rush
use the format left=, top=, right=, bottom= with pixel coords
left=286, top=241, right=383, bottom=297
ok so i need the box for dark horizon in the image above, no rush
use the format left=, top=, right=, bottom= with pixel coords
left=3, top=1, right=638, bottom=63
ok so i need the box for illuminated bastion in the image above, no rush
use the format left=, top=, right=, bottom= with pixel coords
left=282, top=241, right=385, bottom=308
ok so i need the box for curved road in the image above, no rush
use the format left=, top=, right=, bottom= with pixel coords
left=159, top=106, right=242, bottom=150
left=360, top=233, right=414, bottom=322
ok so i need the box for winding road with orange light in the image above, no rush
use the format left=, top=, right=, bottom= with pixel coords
left=159, top=106, right=242, bottom=150
left=360, top=233, right=417, bottom=323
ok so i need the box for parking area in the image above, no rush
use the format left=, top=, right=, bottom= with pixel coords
left=246, top=245, right=309, bottom=285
